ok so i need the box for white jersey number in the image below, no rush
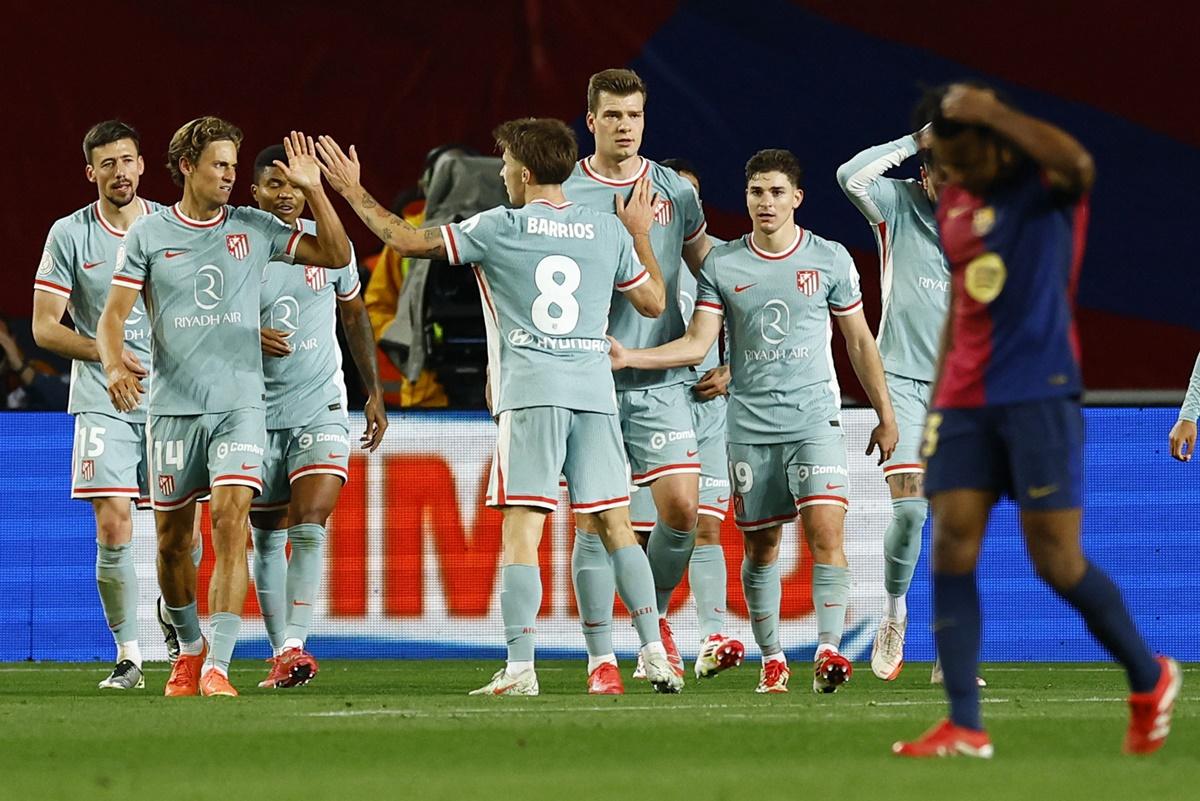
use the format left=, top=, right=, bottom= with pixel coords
left=531, top=255, right=580, bottom=336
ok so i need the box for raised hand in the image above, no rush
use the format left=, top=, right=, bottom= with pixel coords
left=941, top=84, right=1001, bottom=127
left=314, top=135, right=362, bottom=197
left=274, top=130, right=322, bottom=192
left=615, top=177, right=659, bottom=238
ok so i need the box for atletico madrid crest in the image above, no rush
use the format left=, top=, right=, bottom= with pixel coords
left=796, top=270, right=820, bottom=297
left=158, top=474, right=175, bottom=496
left=226, top=233, right=250, bottom=261
left=305, top=265, right=327, bottom=291
left=653, top=199, right=673, bottom=227
left=81, top=459, right=94, bottom=481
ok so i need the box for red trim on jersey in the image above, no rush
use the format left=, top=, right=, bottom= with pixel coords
left=111, top=275, right=144, bottom=289
left=288, top=463, right=349, bottom=481
left=684, top=220, right=708, bottom=243
left=529, top=198, right=573, bottom=210
left=616, top=269, right=649, bottom=290
left=284, top=228, right=303, bottom=258
left=737, top=511, right=797, bottom=529
left=795, top=494, right=849, bottom=507
left=631, top=462, right=702, bottom=482
left=698, top=504, right=728, bottom=518
left=571, top=495, right=631, bottom=512
left=472, top=265, right=498, bottom=322
left=72, top=486, right=140, bottom=495
left=746, top=227, right=805, bottom=260
left=336, top=283, right=362, bottom=302
left=1067, top=196, right=1090, bottom=364
left=442, top=224, right=461, bottom=264
left=34, top=278, right=72, bottom=295
left=172, top=203, right=226, bottom=228
left=579, top=156, right=649, bottom=186
left=882, top=463, right=925, bottom=474
left=212, top=473, right=263, bottom=488
left=831, top=298, right=864, bottom=315
left=152, top=487, right=210, bottom=511
left=496, top=457, right=507, bottom=505
left=877, top=219, right=889, bottom=279
left=695, top=300, right=724, bottom=314
left=630, top=520, right=656, bottom=530
left=93, top=202, right=129, bottom=238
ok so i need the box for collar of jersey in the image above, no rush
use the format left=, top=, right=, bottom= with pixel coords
left=528, top=198, right=573, bottom=210
left=745, top=226, right=804, bottom=261
left=580, top=156, right=649, bottom=186
left=94, top=198, right=151, bottom=238
left=172, top=203, right=226, bottom=228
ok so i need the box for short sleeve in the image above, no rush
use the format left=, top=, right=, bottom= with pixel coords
left=613, top=226, right=649, bottom=293
left=828, top=245, right=863, bottom=317
left=678, top=179, right=707, bottom=245
left=33, top=221, right=75, bottom=299
left=441, top=207, right=505, bottom=266
left=112, top=223, right=148, bottom=291
left=694, top=250, right=724, bottom=316
left=241, top=207, right=302, bottom=264
left=334, top=243, right=362, bottom=301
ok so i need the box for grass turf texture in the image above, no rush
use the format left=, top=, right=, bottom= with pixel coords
left=0, top=660, right=1194, bottom=801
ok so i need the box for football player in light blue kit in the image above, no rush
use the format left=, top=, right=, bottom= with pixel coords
left=98, top=121, right=351, bottom=698
left=627, top=158, right=745, bottom=680
left=249, top=144, right=389, bottom=689
left=1169, top=354, right=1200, bottom=462
left=30, top=120, right=195, bottom=689
left=837, top=126, right=952, bottom=682
left=314, top=118, right=683, bottom=695
left=563, top=68, right=713, bottom=692
left=611, top=150, right=899, bottom=694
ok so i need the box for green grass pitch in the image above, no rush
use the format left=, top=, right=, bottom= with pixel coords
left=0, top=660, right=1195, bottom=801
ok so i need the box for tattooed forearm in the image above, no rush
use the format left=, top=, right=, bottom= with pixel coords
left=349, top=184, right=445, bottom=258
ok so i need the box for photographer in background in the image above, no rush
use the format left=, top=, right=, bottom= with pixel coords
left=1, top=317, right=68, bottom=410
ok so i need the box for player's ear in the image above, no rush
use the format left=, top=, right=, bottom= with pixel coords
left=521, top=167, right=531, bottom=186
left=85, top=164, right=97, bottom=184
left=585, top=112, right=596, bottom=134
left=794, top=188, right=805, bottom=208
left=136, top=155, right=145, bottom=177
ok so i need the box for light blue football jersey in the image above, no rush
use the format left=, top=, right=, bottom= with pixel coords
left=836, top=135, right=950, bottom=382
left=260, top=218, right=360, bottom=430
left=1180, top=353, right=1200, bottom=422
left=441, top=198, right=649, bottom=414
left=696, top=228, right=863, bottom=444
left=113, top=204, right=303, bottom=415
left=563, top=157, right=706, bottom=391
left=678, top=236, right=726, bottom=374
left=35, top=199, right=159, bottom=420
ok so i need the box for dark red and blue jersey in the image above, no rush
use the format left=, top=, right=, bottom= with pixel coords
left=933, top=161, right=1088, bottom=408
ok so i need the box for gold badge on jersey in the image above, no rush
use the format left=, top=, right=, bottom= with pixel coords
left=964, top=253, right=1007, bottom=304
left=972, top=206, right=996, bottom=237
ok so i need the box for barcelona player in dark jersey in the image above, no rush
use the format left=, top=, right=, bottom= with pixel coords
left=893, top=83, right=1180, bottom=759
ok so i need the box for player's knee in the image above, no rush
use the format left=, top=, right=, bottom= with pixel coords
left=658, top=495, right=698, bottom=531
left=94, top=514, right=131, bottom=547
left=1027, top=540, right=1085, bottom=590
left=893, top=500, right=929, bottom=536
left=807, top=525, right=844, bottom=563
left=288, top=504, right=331, bottom=526
left=694, top=516, right=723, bottom=546
left=156, top=528, right=192, bottom=561
left=742, top=537, right=778, bottom=565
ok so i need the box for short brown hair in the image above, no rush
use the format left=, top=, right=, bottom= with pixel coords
left=493, top=118, right=578, bottom=186
left=166, top=116, right=243, bottom=187
left=587, top=68, right=647, bottom=113
left=745, top=149, right=804, bottom=190
left=82, top=120, right=140, bottom=164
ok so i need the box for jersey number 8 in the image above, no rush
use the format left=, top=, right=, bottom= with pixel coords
left=531, top=255, right=580, bottom=336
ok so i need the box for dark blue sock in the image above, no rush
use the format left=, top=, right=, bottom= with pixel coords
left=1054, top=562, right=1159, bottom=693
left=932, top=571, right=982, bottom=731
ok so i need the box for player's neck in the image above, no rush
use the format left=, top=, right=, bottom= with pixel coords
left=524, top=185, right=567, bottom=207
left=178, top=187, right=224, bottom=222
left=751, top=220, right=799, bottom=253
left=588, top=152, right=643, bottom=181
left=96, top=195, right=143, bottom=233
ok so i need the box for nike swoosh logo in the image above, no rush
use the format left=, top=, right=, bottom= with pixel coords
left=714, top=608, right=725, bottom=614
left=292, top=600, right=311, bottom=607
left=582, top=620, right=605, bottom=628
left=823, top=602, right=843, bottom=608
left=734, top=283, right=757, bottom=293
left=716, top=497, right=729, bottom=504
left=825, top=483, right=844, bottom=490
left=753, top=614, right=772, bottom=623
left=82, top=261, right=105, bottom=270
left=241, top=463, right=259, bottom=470
left=1028, top=484, right=1059, bottom=499
left=327, top=452, right=346, bottom=460
left=686, top=450, right=699, bottom=458
left=164, top=250, right=189, bottom=258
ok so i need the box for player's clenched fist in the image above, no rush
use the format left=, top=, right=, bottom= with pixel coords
left=1169, top=418, right=1196, bottom=462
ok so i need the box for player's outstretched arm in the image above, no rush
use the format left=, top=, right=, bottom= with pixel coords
left=609, top=308, right=721, bottom=372
left=615, top=178, right=666, bottom=317
left=338, top=293, right=388, bottom=452
left=835, top=128, right=923, bottom=224
left=1169, top=353, right=1200, bottom=462
left=941, top=84, right=1095, bottom=196
left=97, top=285, right=145, bottom=413
left=314, top=135, right=446, bottom=260
left=836, top=309, right=898, bottom=465
left=275, top=131, right=352, bottom=269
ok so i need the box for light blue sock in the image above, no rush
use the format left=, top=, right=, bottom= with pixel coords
left=571, top=530, right=615, bottom=657
left=95, top=542, right=139, bottom=645
left=813, top=563, right=852, bottom=649
left=884, top=498, right=927, bottom=599
left=284, top=523, right=327, bottom=645
left=206, top=612, right=241, bottom=674
left=501, top=564, right=542, bottom=663
left=251, top=527, right=288, bottom=652
left=165, top=600, right=202, bottom=648
left=646, top=520, right=694, bottom=617
left=689, top=544, right=727, bottom=639
left=611, top=545, right=660, bottom=646
left=741, top=557, right=781, bottom=657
